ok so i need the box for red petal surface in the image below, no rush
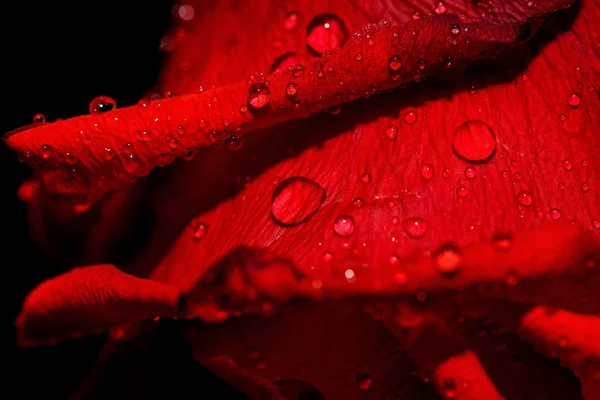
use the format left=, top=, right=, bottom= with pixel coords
left=17, top=264, right=183, bottom=347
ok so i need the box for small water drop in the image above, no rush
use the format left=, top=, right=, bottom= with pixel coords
left=404, top=110, right=417, bottom=124
left=453, top=120, right=496, bottom=162
left=354, top=53, right=362, bottom=62
left=517, top=190, right=533, bottom=207
left=89, top=95, right=117, bottom=114
left=225, top=135, right=243, bottom=150
left=356, top=373, right=372, bottom=390
left=592, top=219, right=600, bottom=229
left=123, top=153, right=142, bottom=174
left=388, top=55, right=402, bottom=75
left=192, top=220, right=208, bottom=240
left=247, top=82, right=271, bottom=112
left=434, top=244, right=463, bottom=275
left=271, top=177, right=325, bottom=226
left=562, top=159, right=573, bottom=170
left=567, top=92, right=581, bottom=108
left=306, top=14, right=348, bottom=56
left=33, top=113, right=46, bottom=123
left=493, top=234, right=512, bottom=251
left=384, top=126, right=398, bottom=140
left=322, top=252, right=333, bottom=263
left=464, top=166, right=477, bottom=179
left=361, top=173, right=371, bottom=184
left=402, top=217, right=429, bottom=239
left=442, top=168, right=452, bottom=179
left=286, top=82, right=298, bottom=99
left=581, top=183, right=590, bottom=192
left=283, top=11, right=298, bottom=31
left=434, top=1, right=447, bottom=14
left=135, top=130, right=152, bottom=142
left=559, top=114, right=567, bottom=122
left=417, top=59, right=428, bottom=71
left=421, top=164, right=434, bottom=181
left=352, top=197, right=364, bottom=208
left=333, top=215, right=355, bottom=237
left=550, top=208, right=561, bottom=220
left=450, top=24, right=460, bottom=36
left=41, top=145, right=52, bottom=160
left=581, top=159, right=588, bottom=168
left=457, top=186, right=469, bottom=198
left=345, top=269, right=356, bottom=283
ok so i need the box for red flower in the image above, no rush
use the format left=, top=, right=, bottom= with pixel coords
left=8, top=0, right=599, bottom=398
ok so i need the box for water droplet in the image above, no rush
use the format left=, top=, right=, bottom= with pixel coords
left=283, top=11, right=298, bottom=31
left=352, top=197, right=364, bottom=208
left=517, top=190, right=533, bottom=207
left=322, top=252, right=333, bottom=263
left=559, top=113, right=567, bottom=122
left=286, top=82, right=298, bottom=99
left=453, top=120, right=496, bottom=162
left=384, top=126, right=398, bottom=140
left=442, top=168, right=453, bottom=179
left=450, top=24, right=460, bottom=36
left=306, top=14, right=348, bottom=56
left=356, top=373, right=372, bottom=390
left=421, top=164, right=434, bottom=181
left=388, top=55, right=402, bottom=75
left=123, top=153, right=142, bottom=174
left=247, top=82, right=271, bottom=112
left=550, top=208, right=561, bottom=220
left=41, top=145, right=52, bottom=160
left=33, top=113, right=46, bottom=123
left=457, top=186, right=469, bottom=197
left=271, top=177, right=325, bottom=226
left=402, top=217, right=429, bottom=239
left=567, top=92, right=581, bottom=108
left=135, top=130, right=152, bottom=142
left=581, top=183, right=590, bottom=192
left=354, top=53, right=362, bottom=62
left=434, top=244, right=463, bottom=275
left=417, top=59, right=428, bottom=71
left=582, top=159, right=588, bottom=168
left=404, top=110, right=417, bottom=124
left=240, top=104, right=248, bottom=113
left=434, top=1, right=447, bottom=14
left=361, top=173, right=371, bottom=184
left=562, top=159, right=572, bottom=170
left=592, top=219, right=600, bottom=229
left=493, top=234, right=512, bottom=251
left=225, top=135, right=243, bottom=150
left=333, top=215, right=355, bottom=237
left=89, top=95, right=117, bottom=114
left=104, top=147, right=114, bottom=160
left=464, top=166, right=477, bottom=179
left=192, top=220, right=208, bottom=240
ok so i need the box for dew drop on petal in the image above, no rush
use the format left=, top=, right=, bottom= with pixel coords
left=442, top=168, right=452, bottom=179
left=192, top=220, right=208, bottom=240
left=247, top=82, right=271, bottom=112
left=384, top=126, right=398, bottom=140
left=135, top=130, right=152, bottom=142
left=286, top=82, right=298, bottom=99
left=283, top=11, right=298, bottom=31
left=271, top=177, right=325, bottom=226
left=562, top=159, right=572, bottom=170
left=457, top=186, right=469, bottom=198
left=493, top=234, right=512, bottom=251
left=517, top=190, right=533, bottom=207
left=89, top=95, right=117, bottom=114
left=464, top=166, right=477, bottom=179
left=550, top=208, right=561, bottom=220
left=434, top=244, right=463, bottom=275
left=581, top=183, right=590, bottom=192
left=452, top=120, right=496, bottom=162
left=404, top=110, right=417, bottom=124
left=306, top=14, right=348, bottom=56
left=388, top=55, right=402, bottom=75
left=356, top=373, right=372, bottom=390
left=225, top=135, right=243, bottom=150
left=352, top=197, right=364, bottom=208
left=322, top=252, right=333, bottom=263
left=41, top=145, right=52, bottom=160
left=417, top=60, right=428, bottom=71
left=434, top=1, right=447, bottom=14
left=333, top=215, right=355, bottom=237
left=567, top=92, right=581, bottom=108
left=33, top=113, right=46, bottom=123
left=402, top=217, right=429, bottom=239
left=354, top=53, right=362, bottom=62
left=421, top=164, right=434, bottom=181
left=450, top=24, right=460, bottom=36
left=361, top=173, right=371, bottom=184
left=592, top=219, right=600, bottom=229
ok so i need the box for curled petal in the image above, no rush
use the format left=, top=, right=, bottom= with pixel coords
left=16, top=264, right=183, bottom=347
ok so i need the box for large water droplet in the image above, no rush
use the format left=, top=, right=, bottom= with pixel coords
left=452, top=120, right=496, bottom=162
left=271, top=177, right=325, bottom=227
left=567, top=92, right=581, bottom=108
left=247, top=82, right=271, bottom=112
left=402, top=217, right=429, bottom=239
left=89, top=95, right=117, bottom=114
left=356, top=373, right=372, bottom=390
left=434, top=243, right=463, bottom=275
left=333, top=215, right=355, bottom=237
left=517, top=190, right=533, bottom=207
left=306, top=14, right=348, bottom=56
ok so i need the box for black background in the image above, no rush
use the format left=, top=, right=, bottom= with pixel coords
left=3, top=2, right=245, bottom=398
